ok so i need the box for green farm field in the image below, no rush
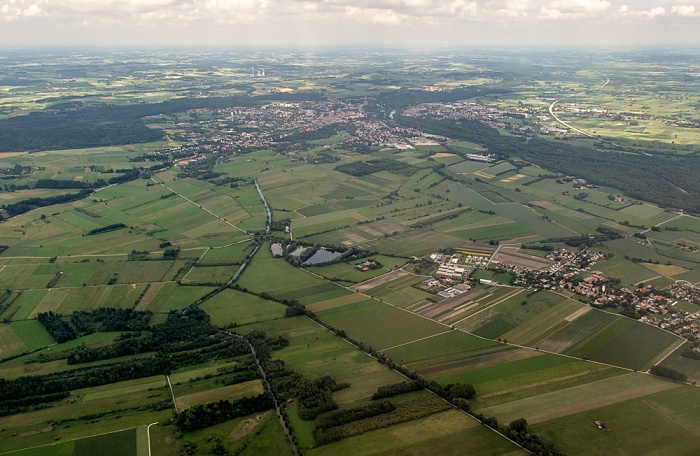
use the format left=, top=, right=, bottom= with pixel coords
left=5, top=283, right=146, bottom=321
left=562, top=315, right=682, bottom=370
left=531, top=384, right=700, bottom=455
left=332, top=305, right=449, bottom=350
left=308, top=409, right=526, bottom=456
left=242, top=316, right=405, bottom=402
left=199, top=288, right=286, bottom=326
left=135, top=282, right=217, bottom=312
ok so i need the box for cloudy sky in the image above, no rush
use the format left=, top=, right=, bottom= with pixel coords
left=1, top=0, right=699, bottom=48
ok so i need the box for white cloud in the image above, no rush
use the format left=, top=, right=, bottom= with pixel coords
left=538, top=0, right=611, bottom=19
left=672, top=5, right=700, bottom=16
left=616, top=4, right=666, bottom=18
left=549, top=0, right=610, bottom=13
left=345, top=5, right=406, bottom=24
left=0, top=0, right=697, bottom=46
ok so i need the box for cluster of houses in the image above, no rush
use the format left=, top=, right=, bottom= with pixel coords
left=667, top=282, right=700, bottom=304
left=344, top=119, right=415, bottom=150
left=355, top=260, right=381, bottom=271
left=402, top=100, right=509, bottom=131
left=491, top=248, right=700, bottom=339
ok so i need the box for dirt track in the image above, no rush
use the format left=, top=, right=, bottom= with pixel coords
left=349, top=270, right=409, bottom=292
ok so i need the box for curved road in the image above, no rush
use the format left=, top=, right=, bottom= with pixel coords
left=548, top=75, right=609, bottom=139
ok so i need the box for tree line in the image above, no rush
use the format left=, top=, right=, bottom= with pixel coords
left=175, top=394, right=275, bottom=432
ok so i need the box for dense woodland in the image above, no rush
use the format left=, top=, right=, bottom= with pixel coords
left=336, top=158, right=420, bottom=177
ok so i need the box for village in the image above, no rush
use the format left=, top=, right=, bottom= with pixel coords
left=422, top=247, right=700, bottom=340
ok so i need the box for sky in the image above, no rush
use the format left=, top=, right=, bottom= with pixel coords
left=0, top=0, right=699, bottom=48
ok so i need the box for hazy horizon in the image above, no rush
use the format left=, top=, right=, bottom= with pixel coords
left=1, top=0, right=699, bottom=49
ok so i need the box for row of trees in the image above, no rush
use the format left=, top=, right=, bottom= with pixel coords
left=175, top=394, right=274, bottom=432
left=2, top=189, right=93, bottom=217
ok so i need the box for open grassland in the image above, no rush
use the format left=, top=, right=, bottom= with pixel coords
left=433, top=351, right=577, bottom=390
left=237, top=413, right=294, bottom=456
left=242, top=316, right=404, bottom=402
left=453, top=287, right=527, bottom=330
left=361, top=229, right=463, bottom=257
left=151, top=410, right=289, bottom=456
left=308, top=409, right=526, bottom=456
left=531, top=384, right=700, bottom=455
left=200, top=288, right=287, bottom=326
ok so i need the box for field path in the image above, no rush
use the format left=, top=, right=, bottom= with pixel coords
left=452, top=287, right=525, bottom=327
left=0, top=425, right=146, bottom=456
left=349, top=269, right=409, bottom=292
left=151, top=178, right=248, bottom=234
left=147, top=422, right=158, bottom=456
left=167, top=374, right=178, bottom=414
left=382, top=330, right=453, bottom=351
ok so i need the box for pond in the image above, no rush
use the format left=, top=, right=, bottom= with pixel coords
left=303, top=248, right=342, bottom=265
left=271, top=243, right=284, bottom=257
left=290, top=246, right=309, bottom=257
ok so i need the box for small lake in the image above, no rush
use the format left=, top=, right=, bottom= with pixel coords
left=271, top=243, right=284, bottom=257
left=303, top=248, right=342, bottom=265
left=290, top=246, right=309, bottom=257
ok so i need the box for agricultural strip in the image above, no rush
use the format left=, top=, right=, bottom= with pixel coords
left=476, top=372, right=679, bottom=424
left=531, top=385, right=700, bottom=455
left=308, top=409, right=526, bottom=456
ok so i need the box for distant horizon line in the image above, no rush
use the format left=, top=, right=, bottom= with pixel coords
left=1, top=44, right=700, bottom=54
